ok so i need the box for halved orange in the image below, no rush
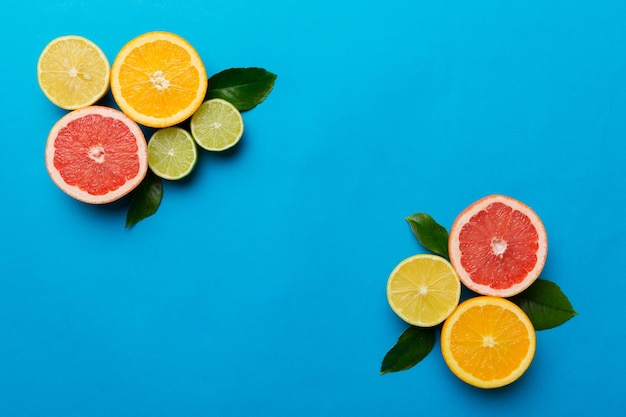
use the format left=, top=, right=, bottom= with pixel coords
left=448, top=195, right=548, bottom=297
left=110, top=31, right=208, bottom=128
left=441, top=296, right=536, bottom=389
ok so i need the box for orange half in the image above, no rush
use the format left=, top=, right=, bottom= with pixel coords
left=441, top=296, right=536, bottom=389
left=110, top=31, right=208, bottom=128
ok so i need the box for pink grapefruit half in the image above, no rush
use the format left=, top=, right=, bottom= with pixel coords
left=448, top=195, right=548, bottom=297
left=45, top=106, right=148, bottom=204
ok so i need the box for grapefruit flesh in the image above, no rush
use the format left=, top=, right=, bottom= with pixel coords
left=448, top=195, right=548, bottom=297
left=45, top=106, right=148, bottom=204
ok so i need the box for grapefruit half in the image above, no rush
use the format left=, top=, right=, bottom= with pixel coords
left=448, top=195, right=548, bottom=297
left=45, top=106, right=148, bottom=204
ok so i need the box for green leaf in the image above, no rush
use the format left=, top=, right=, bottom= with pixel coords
left=510, top=279, right=577, bottom=330
left=406, top=213, right=449, bottom=258
left=380, top=326, right=435, bottom=374
left=125, top=171, right=163, bottom=228
left=207, top=67, right=277, bottom=111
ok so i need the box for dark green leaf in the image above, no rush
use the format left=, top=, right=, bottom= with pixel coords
left=125, top=171, right=163, bottom=228
left=380, top=326, right=435, bottom=374
left=510, top=279, right=577, bottom=330
left=406, top=213, right=449, bottom=258
left=207, top=67, right=277, bottom=111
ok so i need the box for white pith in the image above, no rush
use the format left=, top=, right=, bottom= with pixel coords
left=491, top=238, right=507, bottom=257
left=88, top=145, right=105, bottom=163
left=150, top=70, right=170, bottom=90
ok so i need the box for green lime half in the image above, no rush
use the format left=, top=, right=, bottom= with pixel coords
left=147, top=127, right=198, bottom=180
left=190, top=98, right=244, bottom=151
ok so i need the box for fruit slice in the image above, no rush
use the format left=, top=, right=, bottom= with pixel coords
left=441, top=296, right=536, bottom=389
left=147, top=127, right=198, bottom=180
left=387, top=254, right=461, bottom=327
left=45, top=106, right=148, bottom=204
left=448, top=195, right=548, bottom=297
left=110, top=31, right=208, bottom=128
left=37, top=35, right=110, bottom=110
left=190, top=98, right=244, bottom=151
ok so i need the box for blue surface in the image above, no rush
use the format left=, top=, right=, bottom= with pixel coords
left=1, top=0, right=625, bottom=415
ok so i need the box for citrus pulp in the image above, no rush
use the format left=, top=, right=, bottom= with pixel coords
left=448, top=194, right=548, bottom=297
left=45, top=106, right=148, bottom=204
left=387, top=254, right=461, bottom=327
left=440, top=296, right=536, bottom=389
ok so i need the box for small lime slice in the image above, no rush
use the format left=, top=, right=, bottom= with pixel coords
left=190, top=98, right=244, bottom=151
left=147, top=127, right=198, bottom=180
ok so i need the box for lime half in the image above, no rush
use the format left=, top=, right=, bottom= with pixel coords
left=190, top=98, right=244, bottom=151
left=147, top=127, right=198, bottom=180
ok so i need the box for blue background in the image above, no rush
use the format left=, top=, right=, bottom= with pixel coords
left=1, top=0, right=624, bottom=415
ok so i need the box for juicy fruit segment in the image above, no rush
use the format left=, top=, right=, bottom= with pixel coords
left=441, top=296, right=536, bottom=389
left=110, top=31, right=208, bottom=128
left=148, top=127, right=198, bottom=180
left=45, top=106, right=148, bottom=204
left=190, top=98, right=244, bottom=151
left=387, top=254, right=461, bottom=327
left=448, top=194, right=548, bottom=297
left=37, top=35, right=110, bottom=110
